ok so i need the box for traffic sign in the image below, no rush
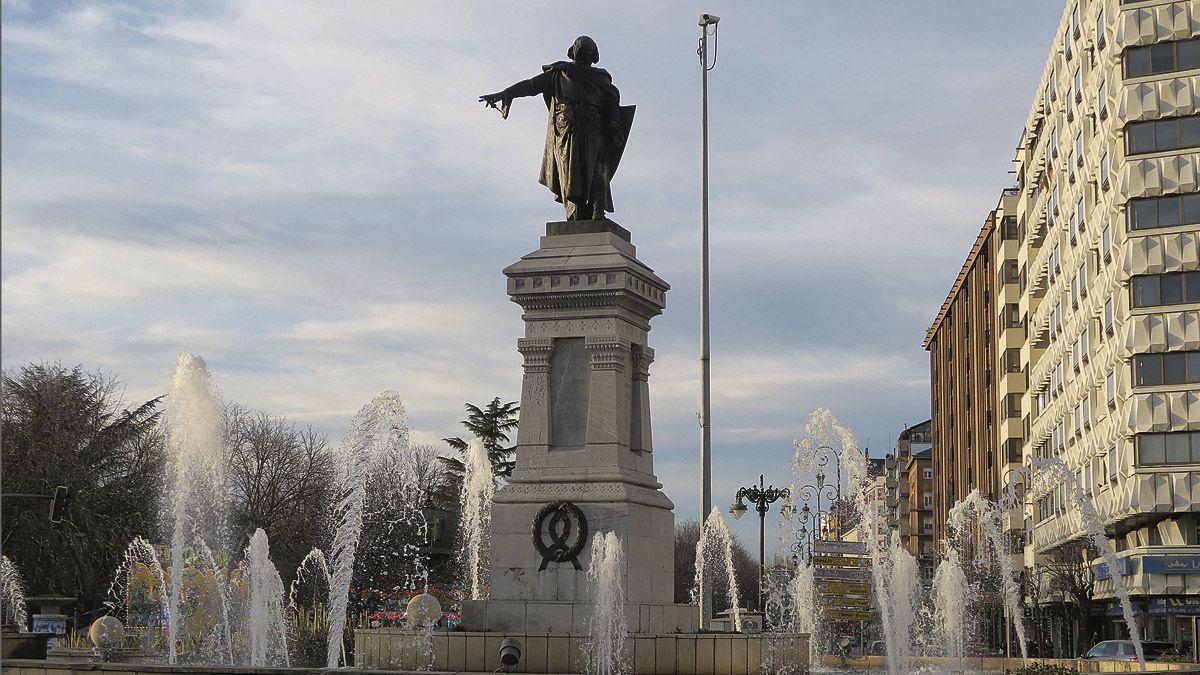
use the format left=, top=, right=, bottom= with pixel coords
left=813, top=567, right=870, bottom=581
left=817, top=581, right=872, bottom=595
left=812, top=554, right=863, bottom=568
left=825, top=596, right=872, bottom=609
left=825, top=609, right=872, bottom=621
left=812, top=540, right=867, bottom=555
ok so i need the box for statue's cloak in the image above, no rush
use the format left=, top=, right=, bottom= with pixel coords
left=536, top=62, right=635, bottom=210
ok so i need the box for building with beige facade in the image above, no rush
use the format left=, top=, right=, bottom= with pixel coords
left=1013, top=0, right=1200, bottom=653
left=927, top=0, right=1200, bottom=657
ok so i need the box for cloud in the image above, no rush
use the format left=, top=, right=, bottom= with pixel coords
left=2, top=1, right=1066, bottom=552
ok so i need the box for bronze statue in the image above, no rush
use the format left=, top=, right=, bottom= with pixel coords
left=481, top=36, right=634, bottom=221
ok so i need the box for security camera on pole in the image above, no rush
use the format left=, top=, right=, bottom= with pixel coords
left=697, top=9, right=719, bottom=632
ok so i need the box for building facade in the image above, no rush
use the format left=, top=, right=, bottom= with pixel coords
left=924, top=212, right=1001, bottom=547
left=928, top=0, right=1200, bottom=657
left=1015, top=0, right=1200, bottom=653
left=884, top=422, right=935, bottom=581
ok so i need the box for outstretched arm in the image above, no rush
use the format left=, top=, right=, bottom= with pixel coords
left=479, top=72, right=550, bottom=119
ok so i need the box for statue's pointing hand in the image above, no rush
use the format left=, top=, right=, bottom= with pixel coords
left=480, top=92, right=511, bottom=120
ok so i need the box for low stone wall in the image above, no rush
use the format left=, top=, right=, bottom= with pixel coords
left=354, top=629, right=809, bottom=674
left=2, top=662, right=376, bottom=675
left=816, top=655, right=1200, bottom=672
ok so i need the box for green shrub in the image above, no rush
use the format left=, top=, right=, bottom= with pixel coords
left=1005, top=664, right=1077, bottom=675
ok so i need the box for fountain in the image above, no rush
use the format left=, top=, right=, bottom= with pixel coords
left=244, top=529, right=289, bottom=667
left=1031, top=456, right=1145, bottom=670
left=947, top=489, right=1029, bottom=660
left=2, top=555, right=28, bottom=628
left=694, top=507, right=743, bottom=632
left=931, top=548, right=971, bottom=666
left=460, top=440, right=495, bottom=600
left=164, top=352, right=228, bottom=664
left=326, top=389, right=410, bottom=667
left=585, top=531, right=628, bottom=675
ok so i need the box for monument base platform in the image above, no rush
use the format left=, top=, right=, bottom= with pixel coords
left=354, top=629, right=810, bottom=674
left=460, top=599, right=698, bottom=634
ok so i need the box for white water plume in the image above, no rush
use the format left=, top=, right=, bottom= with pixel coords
left=694, top=507, right=742, bottom=631
left=165, top=352, right=226, bottom=664
left=586, top=531, right=627, bottom=675
left=460, top=440, right=495, bottom=600
left=932, top=548, right=971, bottom=664
left=327, top=390, right=409, bottom=667
left=1, top=556, right=28, bottom=628
left=1031, top=457, right=1145, bottom=670
left=246, top=529, right=289, bottom=667
left=947, top=489, right=1028, bottom=660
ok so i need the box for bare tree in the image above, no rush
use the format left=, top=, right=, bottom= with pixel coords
left=1, top=363, right=166, bottom=624
left=1043, top=539, right=1098, bottom=654
left=224, top=403, right=335, bottom=585
left=673, top=519, right=758, bottom=611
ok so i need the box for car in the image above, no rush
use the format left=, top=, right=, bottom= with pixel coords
left=1083, top=640, right=1180, bottom=661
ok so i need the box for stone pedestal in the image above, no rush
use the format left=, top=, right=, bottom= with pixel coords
left=464, top=219, right=695, bottom=634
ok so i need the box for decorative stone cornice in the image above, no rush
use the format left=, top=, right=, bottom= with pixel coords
left=517, top=337, right=553, bottom=373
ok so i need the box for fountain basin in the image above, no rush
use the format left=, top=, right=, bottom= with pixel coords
left=353, top=629, right=809, bottom=674
left=1, top=629, right=49, bottom=660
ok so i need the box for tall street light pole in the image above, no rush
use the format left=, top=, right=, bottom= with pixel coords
left=730, top=474, right=789, bottom=612
left=697, top=11, right=719, bottom=630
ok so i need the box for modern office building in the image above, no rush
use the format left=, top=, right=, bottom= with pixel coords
left=928, top=0, right=1200, bottom=657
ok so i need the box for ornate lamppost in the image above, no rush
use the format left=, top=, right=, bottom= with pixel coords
left=789, top=446, right=844, bottom=564
left=729, top=474, right=789, bottom=611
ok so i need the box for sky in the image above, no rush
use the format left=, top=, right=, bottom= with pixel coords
left=1, top=1, right=1066, bottom=552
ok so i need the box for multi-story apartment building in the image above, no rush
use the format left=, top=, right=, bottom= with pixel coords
left=1012, top=0, right=1200, bottom=654
left=925, top=211, right=1001, bottom=547
left=927, top=0, right=1200, bottom=657
left=884, top=422, right=935, bottom=581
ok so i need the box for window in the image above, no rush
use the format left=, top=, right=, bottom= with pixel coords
left=1106, top=371, right=1117, bottom=407
left=1073, top=68, right=1082, bottom=103
left=1137, top=431, right=1200, bottom=466
left=1104, top=299, right=1114, bottom=334
left=1134, top=350, right=1200, bottom=386
left=1000, top=216, right=1018, bottom=240
left=922, top=467, right=932, bottom=480
left=1002, top=303, right=1022, bottom=329
left=1098, top=80, right=1108, bottom=119
left=922, top=492, right=933, bottom=508
left=1100, top=152, right=1110, bottom=190
left=1132, top=271, right=1200, bottom=307
left=1067, top=73, right=1076, bottom=119
left=1005, top=393, right=1022, bottom=419
left=1109, top=445, right=1119, bottom=481
left=1002, top=348, right=1022, bottom=373
left=999, top=260, right=1020, bottom=285
left=1067, top=149, right=1077, bottom=184
left=1071, top=274, right=1080, bottom=306
left=1127, top=192, right=1200, bottom=231
left=1125, top=114, right=1200, bottom=155
left=1096, top=9, right=1106, bottom=50
left=1124, top=37, right=1200, bottom=78
left=1078, top=262, right=1088, bottom=297
left=1102, top=225, right=1112, bottom=260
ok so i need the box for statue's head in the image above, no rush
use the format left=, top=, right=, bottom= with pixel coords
left=568, top=36, right=599, bottom=65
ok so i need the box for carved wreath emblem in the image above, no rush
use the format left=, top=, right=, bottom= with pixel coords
left=531, top=500, right=588, bottom=571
